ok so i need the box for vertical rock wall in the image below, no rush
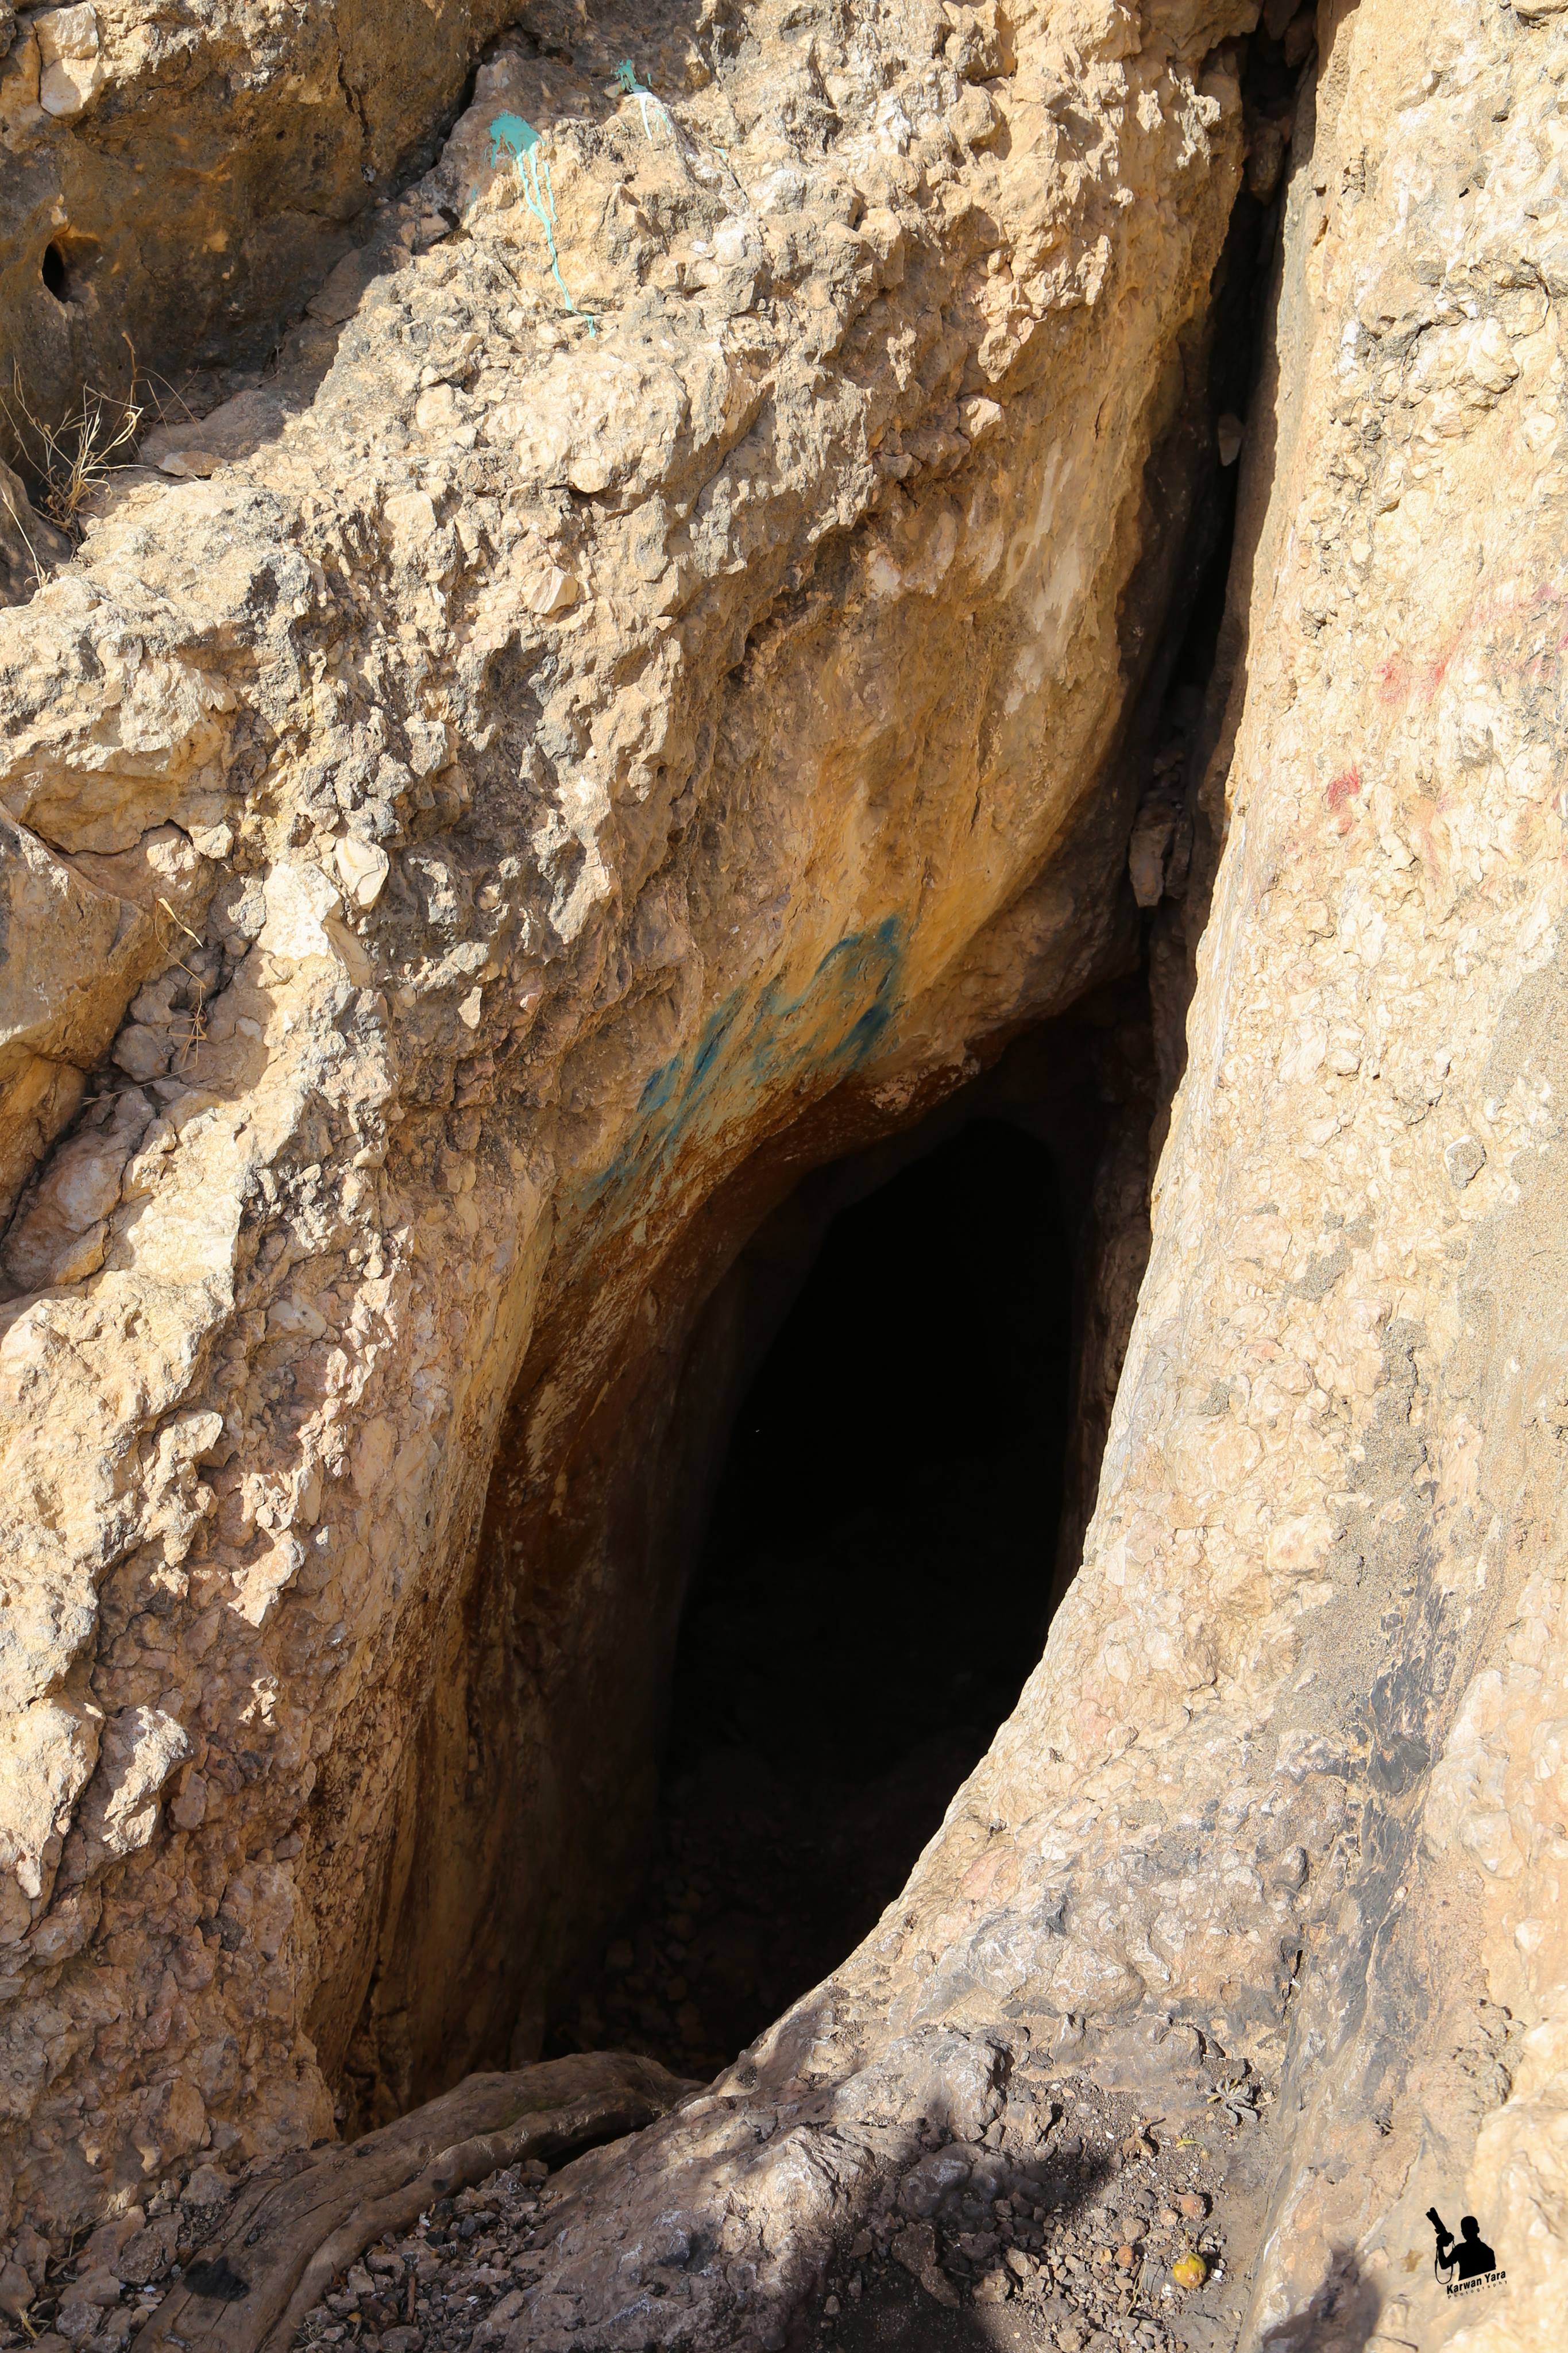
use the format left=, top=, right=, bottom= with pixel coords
left=448, top=5, right=1568, bottom=2350
left=0, top=0, right=1252, bottom=2240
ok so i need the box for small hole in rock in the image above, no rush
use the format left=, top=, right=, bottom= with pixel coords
left=41, top=242, right=69, bottom=302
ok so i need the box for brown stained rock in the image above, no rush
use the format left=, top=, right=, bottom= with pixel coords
left=0, top=1, right=530, bottom=438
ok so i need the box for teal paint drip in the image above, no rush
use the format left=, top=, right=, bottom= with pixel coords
left=613, top=59, right=671, bottom=144
left=488, top=111, right=597, bottom=335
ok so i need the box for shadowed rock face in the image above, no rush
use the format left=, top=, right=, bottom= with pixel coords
left=4, top=0, right=1565, bottom=2350
left=0, top=0, right=524, bottom=437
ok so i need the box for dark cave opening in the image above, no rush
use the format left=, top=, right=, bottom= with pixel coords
left=546, top=1110, right=1086, bottom=2082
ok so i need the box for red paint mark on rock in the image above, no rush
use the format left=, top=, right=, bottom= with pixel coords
left=1375, top=656, right=1411, bottom=705
left=1326, top=765, right=1362, bottom=812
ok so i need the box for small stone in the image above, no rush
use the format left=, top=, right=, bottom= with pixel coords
left=53, top=2301, right=103, bottom=2347
left=973, top=2266, right=1010, bottom=2304
left=182, top=2163, right=235, bottom=2207
left=524, top=565, right=583, bottom=618
left=416, top=384, right=462, bottom=434
left=383, top=489, right=440, bottom=554
left=115, top=2213, right=180, bottom=2286
left=891, top=2223, right=958, bottom=2309
left=959, top=395, right=1003, bottom=445
left=1176, top=2194, right=1207, bottom=2222
left=257, top=859, right=342, bottom=962
left=333, top=836, right=391, bottom=909
left=891, top=2224, right=936, bottom=2280
left=956, top=2232, right=999, bottom=2262
left=36, top=3, right=107, bottom=119
left=1445, top=1135, right=1485, bottom=1188
left=113, top=1023, right=173, bottom=1082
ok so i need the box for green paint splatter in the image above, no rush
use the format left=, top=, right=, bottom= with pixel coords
left=488, top=111, right=597, bottom=335
left=576, top=917, right=906, bottom=1220
left=613, top=59, right=671, bottom=144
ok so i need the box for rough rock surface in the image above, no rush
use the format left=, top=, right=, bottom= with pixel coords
left=1, top=0, right=1248, bottom=2260
left=432, top=5, right=1567, bottom=2351
left=1, top=0, right=523, bottom=430
left=7, top=0, right=1567, bottom=2351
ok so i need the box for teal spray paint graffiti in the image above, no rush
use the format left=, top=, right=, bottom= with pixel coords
left=576, top=917, right=906, bottom=1220
left=614, top=59, right=672, bottom=144
left=488, top=111, right=597, bottom=335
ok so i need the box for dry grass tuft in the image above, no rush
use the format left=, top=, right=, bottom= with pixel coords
left=0, top=336, right=172, bottom=539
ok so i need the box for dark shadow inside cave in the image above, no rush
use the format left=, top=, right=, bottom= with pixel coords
left=546, top=1113, right=1083, bottom=2082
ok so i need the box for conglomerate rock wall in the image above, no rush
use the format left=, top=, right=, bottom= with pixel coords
left=1, top=0, right=522, bottom=430
left=7, top=0, right=1568, bottom=2348
left=480, top=6, right=1568, bottom=2350
left=0, top=0, right=1253, bottom=2243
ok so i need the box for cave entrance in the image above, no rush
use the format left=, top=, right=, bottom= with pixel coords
left=546, top=1104, right=1087, bottom=2082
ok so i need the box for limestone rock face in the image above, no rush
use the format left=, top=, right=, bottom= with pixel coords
left=1, top=0, right=524, bottom=431
left=0, top=0, right=1250, bottom=2239
left=477, top=6, right=1568, bottom=2350
left=12, top=0, right=1566, bottom=2347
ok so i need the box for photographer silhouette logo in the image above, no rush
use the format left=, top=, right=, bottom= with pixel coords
left=1426, top=2205, right=1505, bottom=2298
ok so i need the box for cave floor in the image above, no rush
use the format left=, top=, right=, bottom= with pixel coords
left=274, top=2085, right=1239, bottom=2353
left=545, top=1482, right=1044, bottom=2086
